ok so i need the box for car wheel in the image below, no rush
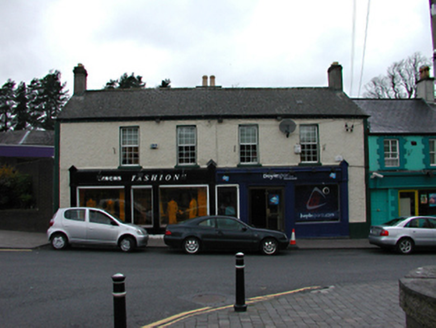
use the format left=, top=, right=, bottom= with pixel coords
left=51, top=233, right=68, bottom=250
left=184, top=237, right=200, bottom=254
left=396, top=238, right=414, bottom=254
left=119, top=236, right=136, bottom=252
left=261, top=238, right=278, bottom=255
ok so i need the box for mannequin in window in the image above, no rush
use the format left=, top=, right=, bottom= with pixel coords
left=167, top=197, right=181, bottom=224
left=188, top=194, right=198, bottom=219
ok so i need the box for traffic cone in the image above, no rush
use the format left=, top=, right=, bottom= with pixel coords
left=289, top=229, right=298, bottom=249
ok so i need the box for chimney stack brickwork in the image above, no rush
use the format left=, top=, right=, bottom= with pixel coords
left=416, top=65, right=435, bottom=103
left=328, top=62, right=343, bottom=91
left=73, top=64, right=88, bottom=95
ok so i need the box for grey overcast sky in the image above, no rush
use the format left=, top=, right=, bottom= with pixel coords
left=0, top=0, right=432, bottom=97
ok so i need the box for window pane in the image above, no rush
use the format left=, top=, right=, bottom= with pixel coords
left=239, top=125, right=258, bottom=164
left=177, top=126, right=196, bottom=165
left=132, top=188, right=152, bottom=226
left=384, top=139, right=399, bottom=167
left=159, top=186, right=208, bottom=226
left=299, top=125, right=318, bottom=163
left=64, top=209, right=85, bottom=221
left=430, top=140, right=436, bottom=166
left=78, top=188, right=126, bottom=221
left=121, top=127, right=139, bottom=165
left=217, top=186, right=238, bottom=217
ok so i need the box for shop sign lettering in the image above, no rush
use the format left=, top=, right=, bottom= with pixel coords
left=263, top=173, right=297, bottom=181
left=97, top=175, right=122, bottom=182
left=131, top=173, right=187, bottom=182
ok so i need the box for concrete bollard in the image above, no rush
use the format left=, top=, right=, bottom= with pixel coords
left=112, top=273, right=127, bottom=328
left=234, top=252, right=247, bottom=312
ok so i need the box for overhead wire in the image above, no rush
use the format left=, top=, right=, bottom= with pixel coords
left=358, top=0, right=371, bottom=97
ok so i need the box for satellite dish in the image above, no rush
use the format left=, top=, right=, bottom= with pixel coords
left=279, top=119, right=296, bottom=138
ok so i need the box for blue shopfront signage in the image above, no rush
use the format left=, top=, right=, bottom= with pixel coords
left=295, top=185, right=340, bottom=222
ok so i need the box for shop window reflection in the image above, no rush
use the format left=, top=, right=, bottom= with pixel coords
left=217, top=186, right=238, bottom=217
left=78, top=188, right=125, bottom=221
left=132, top=187, right=152, bottom=226
left=159, top=186, right=208, bottom=226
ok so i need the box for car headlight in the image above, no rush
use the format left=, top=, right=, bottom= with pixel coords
left=135, top=228, right=144, bottom=235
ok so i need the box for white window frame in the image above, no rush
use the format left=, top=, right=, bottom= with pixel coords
left=299, top=125, right=319, bottom=163
left=384, top=139, right=399, bottom=167
left=430, top=139, right=436, bottom=166
left=177, top=126, right=197, bottom=165
left=120, top=126, right=139, bottom=166
left=239, top=125, right=258, bottom=164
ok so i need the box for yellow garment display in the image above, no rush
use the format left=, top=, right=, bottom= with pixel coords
left=188, top=198, right=198, bottom=219
left=167, top=200, right=179, bottom=224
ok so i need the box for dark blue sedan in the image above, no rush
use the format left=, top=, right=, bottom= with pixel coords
left=164, top=216, right=289, bottom=255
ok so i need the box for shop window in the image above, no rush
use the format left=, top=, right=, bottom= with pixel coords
left=239, top=125, right=258, bottom=164
left=120, top=127, right=139, bottom=166
left=177, top=126, right=196, bottom=165
left=299, top=125, right=319, bottom=163
left=384, top=139, right=399, bottom=167
left=159, top=186, right=208, bottom=226
left=295, top=185, right=339, bottom=222
left=217, top=185, right=238, bottom=217
left=430, top=139, right=436, bottom=166
left=78, top=187, right=126, bottom=221
left=131, top=187, right=153, bottom=226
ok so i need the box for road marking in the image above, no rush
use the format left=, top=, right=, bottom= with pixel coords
left=142, top=285, right=321, bottom=328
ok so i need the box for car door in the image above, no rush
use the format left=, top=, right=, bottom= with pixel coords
left=215, top=217, right=256, bottom=251
left=195, top=218, right=220, bottom=249
left=405, top=218, right=434, bottom=246
left=62, top=209, right=87, bottom=242
left=86, top=209, right=119, bottom=245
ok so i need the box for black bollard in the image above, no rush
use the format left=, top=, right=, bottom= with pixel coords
left=234, top=252, right=247, bottom=312
left=112, top=273, right=127, bottom=328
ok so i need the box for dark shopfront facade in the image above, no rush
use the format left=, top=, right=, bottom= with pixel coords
left=68, top=161, right=350, bottom=237
left=217, top=161, right=351, bottom=238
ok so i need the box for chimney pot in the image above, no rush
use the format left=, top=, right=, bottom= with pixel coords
left=419, top=66, right=430, bottom=80
left=202, top=75, right=208, bottom=87
left=210, top=75, right=216, bottom=87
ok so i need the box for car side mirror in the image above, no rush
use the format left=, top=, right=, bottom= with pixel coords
left=111, top=220, right=119, bottom=226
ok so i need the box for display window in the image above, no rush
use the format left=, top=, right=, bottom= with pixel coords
left=217, top=185, right=239, bottom=217
left=78, top=187, right=126, bottom=221
left=295, top=184, right=340, bottom=222
left=131, top=187, right=153, bottom=226
left=159, top=185, right=208, bottom=225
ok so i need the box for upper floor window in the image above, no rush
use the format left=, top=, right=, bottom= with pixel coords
left=430, top=139, right=436, bottom=166
left=239, top=125, right=258, bottom=164
left=299, top=125, right=319, bottom=163
left=384, top=139, right=399, bottom=167
left=120, top=127, right=139, bottom=166
left=177, top=126, right=196, bottom=165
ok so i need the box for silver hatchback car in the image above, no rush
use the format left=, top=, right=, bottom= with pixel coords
left=47, top=207, right=148, bottom=252
left=368, top=216, right=436, bottom=254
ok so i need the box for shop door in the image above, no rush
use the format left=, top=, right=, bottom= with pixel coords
left=249, top=188, right=284, bottom=231
left=399, top=191, right=418, bottom=217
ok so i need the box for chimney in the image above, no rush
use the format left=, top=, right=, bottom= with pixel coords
left=210, top=75, right=216, bottom=87
left=416, top=65, right=435, bottom=103
left=202, top=75, right=208, bottom=87
left=73, top=63, right=88, bottom=95
left=328, top=62, right=343, bottom=91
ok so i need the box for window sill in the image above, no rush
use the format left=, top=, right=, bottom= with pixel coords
left=237, top=163, right=262, bottom=168
left=118, top=165, right=143, bottom=170
left=175, top=164, right=200, bottom=169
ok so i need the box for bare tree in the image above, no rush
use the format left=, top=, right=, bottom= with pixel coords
left=363, top=52, right=431, bottom=99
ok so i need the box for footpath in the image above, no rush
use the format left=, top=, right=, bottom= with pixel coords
left=0, top=230, right=406, bottom=327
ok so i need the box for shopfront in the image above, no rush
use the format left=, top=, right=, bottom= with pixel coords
left=216, top=161, right=350, bottom=238
left=68, top=165, right=216, bottom=234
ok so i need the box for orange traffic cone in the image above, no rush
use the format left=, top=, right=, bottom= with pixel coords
left=289, top=229, right=298, bottom=249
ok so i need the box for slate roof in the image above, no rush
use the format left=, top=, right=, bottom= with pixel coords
left=59, top=87, right=367, bottom=121
left=353, top=99, right=436, bottom=134
left=0, top=130, right=54, bottom=146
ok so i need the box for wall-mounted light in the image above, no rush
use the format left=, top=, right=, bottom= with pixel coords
left=371, top=172, right=384, bottom=179
left=150, top=144, right=158, bottom=149
left=155, top=118, right=161, bottom=123
left=345, top=123, right=354, bottom=132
